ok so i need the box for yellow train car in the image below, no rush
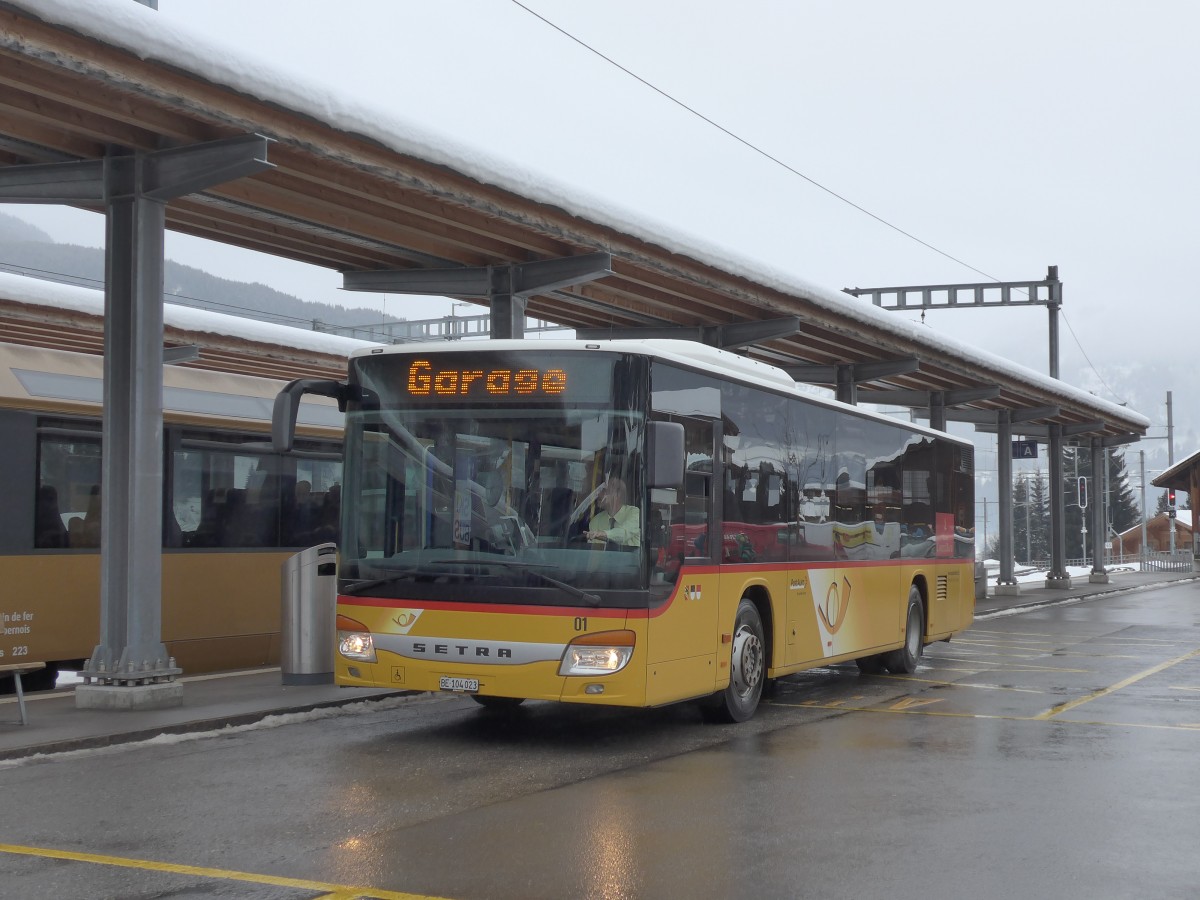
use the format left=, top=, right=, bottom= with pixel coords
left=0, top=340, right=346, bottom=689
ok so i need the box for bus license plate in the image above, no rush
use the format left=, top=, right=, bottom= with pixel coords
left=440, top=676, right=479, bottom=693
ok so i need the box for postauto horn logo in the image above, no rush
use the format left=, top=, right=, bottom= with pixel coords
left=390, top=610, right=424, bottom=634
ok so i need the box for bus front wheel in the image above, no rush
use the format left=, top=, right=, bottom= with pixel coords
left=701, top=598, right=765, bottom=723
left=884, top=585, right=924, bottom=674
left=471, top=695, right=526, bottom=710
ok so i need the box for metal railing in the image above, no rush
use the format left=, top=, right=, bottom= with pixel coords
left=1028, top=551, right=1193, bottom=572
left=1142, top=550, right=1194, bottom=572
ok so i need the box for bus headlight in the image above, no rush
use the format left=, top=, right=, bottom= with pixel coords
left=337, top=615, right=375, bottom=662
left=559, top=630, right=635, bottom=676
left=338, top=631, right=376, bottom=662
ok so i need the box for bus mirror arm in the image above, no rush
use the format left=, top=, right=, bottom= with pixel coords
left=647, top=421, right=685, bottom=490
left=272, top=378, right=351, bottom=453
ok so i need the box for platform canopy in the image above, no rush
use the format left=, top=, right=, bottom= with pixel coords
left=0, top=0, right=1147, bottom=441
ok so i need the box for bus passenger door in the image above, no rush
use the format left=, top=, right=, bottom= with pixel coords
left=645, top=412, right=719, bottom=704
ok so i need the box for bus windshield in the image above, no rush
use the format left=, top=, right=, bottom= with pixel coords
left=339, top=350, right=649, bottom=601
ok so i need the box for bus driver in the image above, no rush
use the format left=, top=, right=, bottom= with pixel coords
left=585, top=475, right=640, bottom=548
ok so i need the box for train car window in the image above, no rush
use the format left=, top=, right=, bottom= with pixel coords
left=33, top=419, right=342, bottom=552
left=36, top=423, right=102, bottom=549
left=173, top=431, right=342, bottom=549
left=175, top=440, right=280, bottom=548
left=284, top=456, right=342, bottom=547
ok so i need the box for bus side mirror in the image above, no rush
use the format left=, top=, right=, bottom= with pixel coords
left=647, top=421, right=685, bottom=490
left=272, top=378, right=350, bottom=452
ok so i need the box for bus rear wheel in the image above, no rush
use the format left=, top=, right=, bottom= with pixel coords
left=884, top=585, right=924, bottom=674
left=701, top=598, right=765, bottom=723
left=855, top=654, right=886, bottom=675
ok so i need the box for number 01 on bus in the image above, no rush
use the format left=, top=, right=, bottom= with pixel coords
left=273, top=340, right=976, bottom=722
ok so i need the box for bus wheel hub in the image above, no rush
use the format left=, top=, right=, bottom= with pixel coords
left=731, top=627, right=762, bottom=694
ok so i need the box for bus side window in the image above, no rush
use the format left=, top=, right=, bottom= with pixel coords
left=679, top=414, right=715, bottom=559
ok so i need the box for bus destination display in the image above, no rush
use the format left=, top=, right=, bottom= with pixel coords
left=356, top=352, right=619, bottom=405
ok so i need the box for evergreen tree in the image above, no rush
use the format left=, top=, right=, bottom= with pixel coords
left=1011, top=471, right=1050, bottom=564
left=1104, top=449, right=1140, bottom=537
left=1056, top=446, right=1140, bottom=558
left=1027, top=471, right=1051, bottom=562
left=1155, top=489, right=1172, bottom=515
left=984, top=531, right=1002, bottom=562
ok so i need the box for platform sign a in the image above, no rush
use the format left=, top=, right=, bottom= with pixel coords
left=1012, top=439, right=1038, bottom=460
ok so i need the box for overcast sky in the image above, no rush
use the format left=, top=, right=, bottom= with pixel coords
left=10, top=0, right=1198, bottom=417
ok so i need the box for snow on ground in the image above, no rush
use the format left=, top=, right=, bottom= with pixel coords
left=981, top=559, right=1145, bottom=584
left=0, top=691, right=427, bottom=769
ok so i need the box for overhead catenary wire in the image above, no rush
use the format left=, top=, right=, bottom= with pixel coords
left=509, top=0, right=997, bottom=281
left=509, top=1, right=1129, bottom=406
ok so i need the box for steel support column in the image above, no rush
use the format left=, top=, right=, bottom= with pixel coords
left=342, top=253, right=612, bottom=342
left=489, top=267, right=525, bottom=340
left=995, top=411, right=1018, bottom=593
left=89, top=187, right=173, bottom=685
left=1048, top=266, right=1062, bottom=379
left=929, top=391, right=947, bottom=432
left=835, top=364, right=857, bottom=405
left=0, top=134, right=272, bottom=709
left=576, top=316, right=803, bottom=349
left=1089, top=438, right=1109, bottom=583
left=1046, top=424, right=1071, bottom=588
left=865, top=386, right=999, bottom=434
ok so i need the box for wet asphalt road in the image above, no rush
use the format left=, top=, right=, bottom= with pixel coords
left=2, top=580, right=1198, bottom=899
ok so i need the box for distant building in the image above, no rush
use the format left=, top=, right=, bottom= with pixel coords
left=1111, top=509, right=1192, bottom=557
left=1152, top=451, right=1200, bottom=565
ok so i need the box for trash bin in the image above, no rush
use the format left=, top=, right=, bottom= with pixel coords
left=280, top=542, right=337, bottom=685
left=974, top=561, right=987, bottom=600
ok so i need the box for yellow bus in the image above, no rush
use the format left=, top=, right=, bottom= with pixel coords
left=0, top=342, right=344, bottom=689
left=275, top=339, right=976, bottom=721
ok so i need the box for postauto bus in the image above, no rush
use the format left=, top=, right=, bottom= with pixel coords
left=273, top=340, right=975, bottom=722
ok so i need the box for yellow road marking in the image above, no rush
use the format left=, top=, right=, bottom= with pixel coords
left=955, top=637, right=1062, bottom=648
left=785, top=699, right=1017, bottom=721
left=889, top=697, right=942, bottom=710
left=779, top=698, right=1200, bottom=731
left=936, top=648, right=1046, bottom=660
left=929, top=657, right=1090, bottom=674
left=0, top=844, right=450, bottom=900
left=886, top=674, right=1045, bottom=693
left=969, top=629, right=1185, bottom=647
left=1035, top=647, right=1200, bottom=720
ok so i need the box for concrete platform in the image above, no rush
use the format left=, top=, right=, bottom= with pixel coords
left=0, top=667, right=409, bottom=762
left=973, top=567, right=1198, bottom=617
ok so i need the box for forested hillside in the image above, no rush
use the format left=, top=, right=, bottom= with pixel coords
left=0, top=211, right=399, bottom=330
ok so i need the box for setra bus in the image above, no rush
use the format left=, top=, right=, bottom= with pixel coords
left=274, top=339, right=976, bottom=721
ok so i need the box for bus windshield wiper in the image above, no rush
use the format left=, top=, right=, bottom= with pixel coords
left=472, top=559, right=602, bottom=606
left=341, top=559, right=601, bottom=605
left=339, top=566, right=441, bottom=595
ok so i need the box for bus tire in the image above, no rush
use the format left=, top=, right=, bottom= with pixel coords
left=471, top=695, right=525, bottom=710
left=884, top=585, right=924, bottom=674
left=855, top=654, right=886, bottom=675
left=701, top=598, right=765, bottom=723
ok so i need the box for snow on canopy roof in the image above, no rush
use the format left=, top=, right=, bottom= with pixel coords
left=11, top=0, right=1149, bottom=432
left=0, top=271, right=376, bottom=356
